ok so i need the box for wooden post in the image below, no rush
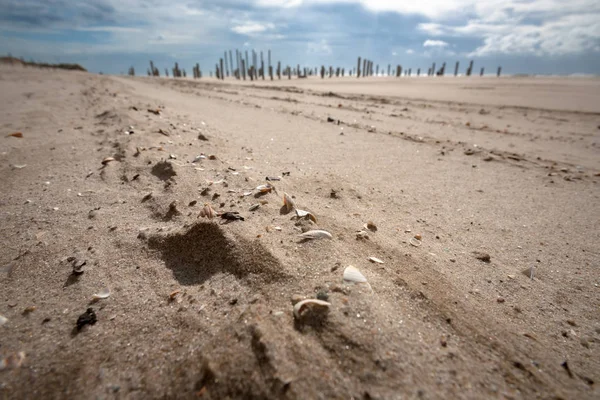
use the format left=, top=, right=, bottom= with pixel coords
left=216, top=63, right=220, bottom=79
left=497, top=66, right=502, bottom=77
left=241, top=60, right=246, bottom=80
left=220, top=59, right=224, bottom=80
left=342, top=68, right=345, bottom=77
left=387, top=64, right=390, bottom=76
left=363, top=59, right=367, bottom=77
left=441, top=62, right=446, bottom=76
left=427, top=68, right=431, bottom=76
left=277, top=61, right=281, bottom=79
left=466, top=60, right=473, bottom=76
left=268, top=50, right=273, bottom=80
left=396, top=65, right=400, bottom=77
left=288, top=66, right=291, bottom=79
left=480, top=67, right=484, bottom=76
left=224, top=52, right=229, bottom=77
left=432, top=63, right=436, bottom=77
left=245, top=51, right=249, bottom=75
left=320, top=65, right=325, bottom=79
left=229, top=50, right=234, bottom=78
left=454, top=61, right=459, bottom=76
left=357, top=57, right=361, bottom=78
left=417, top=68, right=420, bottom=76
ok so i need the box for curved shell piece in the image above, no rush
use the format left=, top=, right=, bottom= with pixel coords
left=343, top=266, right=368, bottom=283
left=295, top=209, right=317, bottom=223
left=293, top=299, right=331, bottom=319
left=283, top=192, right=295, bottom=212
left=199, top=203, right=217, bottom=219
left=368, top=256, right=384, bottom=264
left=101, top=157, right=115, bottom=165
left=256, top=184, right=273, bottom=193
left=92, top=287, right=111, bottom=300
left=298, top=230, right=332, bottom=240
left=0, top=314, right=7, bottom=327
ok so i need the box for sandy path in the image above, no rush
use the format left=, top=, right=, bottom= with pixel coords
left=1, top=67, right=599, bottom=399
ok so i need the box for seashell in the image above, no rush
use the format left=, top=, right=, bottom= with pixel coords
left=414, top=234, right=422, bottom=240
left=256, top=184, right=273, bottom=193
left=368, top=257, right=384, bottom=264
left=242, top=191, right=253, bottom=197
left=92, top=287, right=111, bottom=300
left=199, top=203, right=216, bottom=219
left=192, top=155, right=206, bottom=163
left=293, top=299, right=331, bottom=319
left=11, top=164, right=27, bottom=169
left=356, top=230, right=369, bottom=240
left=295, top=209, right=317, bottom=223
left=101, top=157, right=115, bottom=165
left=298, top=230, right=332, bottom=240
left=283, top=192, right=295, bottom=212
left=364, top=221, right=377, bottom=232
left=409, top=237, right=422, bottom=247
left=169, top=290, right=181, bottom=301
left=343, top=266, right=367, bottom=283
left=249, top=204, right=260, bottom=211
left=6, top=132, right=23, bottom=138
left=0, top=314, right=7, bottom=327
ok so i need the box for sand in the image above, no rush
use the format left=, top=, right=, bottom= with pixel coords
left=0, top=65, right=599, bottom=399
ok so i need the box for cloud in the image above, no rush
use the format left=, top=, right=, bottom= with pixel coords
left=423, top=39, right=448, bottom=47
left=405, top=49, right=414, bottom=54
left=307, top=39, right=332, bottom=55
left=232, top=22, right=276, bottom=35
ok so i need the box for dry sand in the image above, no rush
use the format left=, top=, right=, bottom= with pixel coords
left=1, top=66, right=599, bottom=399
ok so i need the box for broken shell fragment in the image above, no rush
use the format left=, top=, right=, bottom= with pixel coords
left=368, top=256, right=384, bottom=264
left=356, top=230, right=369, bottom=240
left=199, top=203, right=217, bottom=219
left=101, top=157, right=115, bottom=165
left=169, top=290, right=181, bottom=301
left=283, top=192, right=295, bottom=212
left=298, top=230, right=332, bottom=240
left=0, top=314, right=7, bottom=327
left=255, top=184, right=273, bottom=193
left=92, top=288, right=111, bottom=300
left=295, top=209, right=317, bottom=223
left=249, top=204, right=260, bottom=211
left=343, top=266, right=367, bottom=283
left=293, top=299, right=331, bottom=319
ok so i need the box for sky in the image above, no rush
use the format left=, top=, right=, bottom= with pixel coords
left=0, top=0, right=599, bottom=75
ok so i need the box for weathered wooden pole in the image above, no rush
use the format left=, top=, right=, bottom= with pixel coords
left=220, top=58, right=224, bottom=80
left=224, top=52, right=229, bottom=77
left=241, top=59, right=246, bottom=80
left=236, top=50, right=240, bottom=78
left=466, top=60, right=473, bottom=76
left=245, top=51, right=249, bottom=75
left=428, top=68, right=431, bottom=76
left=268, top=50, right=273, bottom=80
left=357, top=57, right=362, bottom=78
left=320, top=65, right=325, bottom=78
left=277, top=61, right=281, bottom=79
left=260, top=51, right=265, bottom=79
left=454, top=61, right=459, bottom=76
left=363, top=59, right=367, bottom=77
left=417, top=68, right=420, bottom=76
left=432, top=63, right=436, bottom=77
left=215, top=63, right=220, bottom=79
left=387, top=64, right=390, bottom=76
left=342, top=68, right=345, bottom=77
left=480, top=67, right=484, bottom=76
left=288, top=66, right=291, bottom=79
left=396, top=65, right=400, bottom=77
left=441, top=62, right=446, bottom=76
left=497, top=66, right=502, bottom=77
left=229, top=50, right=234, bottom=77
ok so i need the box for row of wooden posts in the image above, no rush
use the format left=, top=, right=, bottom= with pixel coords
left=138, top=53, right=502, bottom=79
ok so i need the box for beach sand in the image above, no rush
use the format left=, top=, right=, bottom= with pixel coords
left=1, top=66, right=599, bottom=399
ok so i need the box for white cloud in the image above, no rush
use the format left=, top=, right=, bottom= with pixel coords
left=232, top=22, right=276, bottom=35
left=307, top=39, right=332, bottom=55
left=423, top=39, right=448, bottom=47
left=406, top=49, right=414, bottom=54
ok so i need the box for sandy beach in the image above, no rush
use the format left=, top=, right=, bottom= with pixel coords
left=1, top=65, right=599, bottom=399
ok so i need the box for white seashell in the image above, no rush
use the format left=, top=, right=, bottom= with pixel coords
left=192, top=155, right=206, bottom=163
left=199, top=203, right=216, bottom=219
left=92, top=287, right=111, bottom=300
left=298, top=230, right=332, bottom=240
left=343, top=266, right=367, bottom=283
left=295, top=209, right=317, bottom=223
left=368, top=257, right=384, bottom=264
left=255, top=184, right=273, bottom=193
left=283, top=192, right=295, bottom=212
left=0, top=314, right=7, bottom=327
left=293, top=299, right=331, bottom=319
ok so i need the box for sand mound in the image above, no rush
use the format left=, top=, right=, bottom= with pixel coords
left=147, top=222, right=287, bottom=286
